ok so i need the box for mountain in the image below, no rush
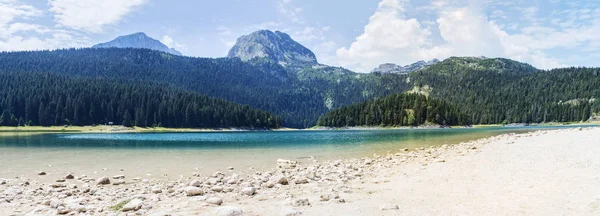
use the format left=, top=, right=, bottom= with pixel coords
left=1, top=30, right=598, bottom=128
left=0, top=48, right=411, bottom=128
left=0, top=72, right=281, bottom=128
left=227, top=30, right=318, bottom=69
left=322, top=56, right=600, bottom=127
left=372, top=59, right=439, bottom=74
left=93, top=32, right=182, bottom=55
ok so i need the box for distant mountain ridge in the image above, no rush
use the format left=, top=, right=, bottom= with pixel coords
left=372, top=59, right=440, bottom=74
left=227, top=30, right=318, bottom=69
left=93, top=32, right=182, bottom=55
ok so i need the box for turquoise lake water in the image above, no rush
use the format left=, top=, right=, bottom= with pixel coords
left=0, top=125, right=595, bottom=181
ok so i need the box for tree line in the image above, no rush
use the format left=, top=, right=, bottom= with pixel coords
left=409, top=58, right=600, bottom=124
left=0, top=72, right=281, bottom=128
left=317, top=93, right=471, bottom=127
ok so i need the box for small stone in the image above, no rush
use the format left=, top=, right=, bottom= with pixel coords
left=51, top=183, right=67, bottom=188
left=215, top=206, right=243, bottom=216
left=319, top=194, right=331, bottom=202
left=470, top=146, right=477, bottom=150
left=122, top=199, right=143, bottom=212
left=240, top=187, right=255, bottom=196
left=189, top=179, right=203, bottom=187
left=294, top=178, right=309, bottom=184
left=436, top=159, right=446, bottom=163
left=65, top=174, right=74, bottom=179
left=206, top=197, right=223, bottom=205
left=292, top=198, right=310, bottom=207
left=56, top=206, right=70, bottom=214
left=112, top=179, right=125, bottom=185
left=151, top=186, right=162, bottom=194
left=379, top=204, right=399, bottom=211
left=38, top=171, right=47, bottom=176
left=112, top=175, right=125, bottom=179
left=56, top=179, right=66, bottom=183
left=184, top=186, right=204, bottom=196
left=96, top=177, right=110, bottom=185
left=227, top=167, right=234, bottom=170
left=148, top=212, right=171, bottom=216
left=275, top=176, right=288, bottom=185
left=281, top=208, right=302, bottom=216
left=211, top=186, right=224, bottom=192
left=50, top=200, right=65, bottom=208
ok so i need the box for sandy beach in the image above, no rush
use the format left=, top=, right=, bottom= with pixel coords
left=1, top=127, right=599, bottom=216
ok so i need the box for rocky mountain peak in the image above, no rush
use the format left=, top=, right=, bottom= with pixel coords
left=372, top=59, right=440, bottom=74
left=227, top=29, right=318, bottom=68
left=92, top=32, right=182, bottom=56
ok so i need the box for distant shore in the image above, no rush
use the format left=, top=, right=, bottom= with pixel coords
left=0, top=121, right=598, bottom=135
left=310, top=121, right=600, bottom=130
left=0, top=125, right=298, bottom=134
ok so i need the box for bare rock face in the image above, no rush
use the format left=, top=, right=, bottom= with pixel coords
left=227, top=30, right=318, bottom=69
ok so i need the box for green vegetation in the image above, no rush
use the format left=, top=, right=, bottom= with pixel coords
left=0, top=72, right=281, bottom=128
left=410, top=57, right=600, bottom=124
left=109, top=200, right=130, bottom=211
left=0, top=48, right=411, bottom=128
left=317, top=93, right=470, bottom=127
left=0, top=49, right=598, bottom=128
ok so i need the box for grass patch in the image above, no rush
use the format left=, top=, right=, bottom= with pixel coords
left=109, top=200, right=130, bottom=211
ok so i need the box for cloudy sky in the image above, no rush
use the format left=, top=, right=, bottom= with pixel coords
left=1, top=0, right=599, bottom=72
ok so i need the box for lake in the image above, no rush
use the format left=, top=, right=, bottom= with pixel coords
left=0, top=126, right=594, bottom=182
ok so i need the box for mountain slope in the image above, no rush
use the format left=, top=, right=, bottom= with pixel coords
left=372, top=59, right=440, bottom=74
left=227, top=30, right=318, bottom=69
left=93, top=32, right=182, bottom=55
left=0, top=72, right=280, bottom=128
left=0, top=48, right=411, bottom=128
left=408, top=57, right=600, bottom=124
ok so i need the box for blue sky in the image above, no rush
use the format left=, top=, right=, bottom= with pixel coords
left=1, top=0, right=599, bottom=72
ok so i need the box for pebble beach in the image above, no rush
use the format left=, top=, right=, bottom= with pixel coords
left=1, top=127, right=599, bottom=216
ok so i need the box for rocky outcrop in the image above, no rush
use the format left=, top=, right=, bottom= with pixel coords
left=227, top=30, right=318, bottom=68
left=371, top=59, right=440, bottom=74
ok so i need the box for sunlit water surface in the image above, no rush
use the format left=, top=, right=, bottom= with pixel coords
left=0, top=126, right=594, bottom=181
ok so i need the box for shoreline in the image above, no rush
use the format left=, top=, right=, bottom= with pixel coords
left=0, top=121, right=598, bottom=135
left=1, top=127, right=598, bottom=215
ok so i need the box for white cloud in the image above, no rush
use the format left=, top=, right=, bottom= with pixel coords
left=48, top=0, right=146, bottom=32
left=276, top=0, right=303, bottom=24
left=160, top=35, right=185, bottom=52
left=334, top=0, right=574, bottom=72
left=336, top=0, right=433, bottom=72
left=0, top=0, right=90, bottom=52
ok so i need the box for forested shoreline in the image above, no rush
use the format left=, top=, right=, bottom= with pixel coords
left=0, top=73, right=281, bottom=128
left=317, top=93, right=471, bottom=127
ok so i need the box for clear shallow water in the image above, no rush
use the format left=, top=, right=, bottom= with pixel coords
left=0, top=125, right=595, bottom=181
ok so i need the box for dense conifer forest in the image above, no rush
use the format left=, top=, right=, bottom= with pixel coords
left=0, top=73, right=281, bottom=128
left=0, top=48, right=410, bottom=128
left=410, top=57, right=600, bottom=124
left=316, top=93, right=471, bottom=127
